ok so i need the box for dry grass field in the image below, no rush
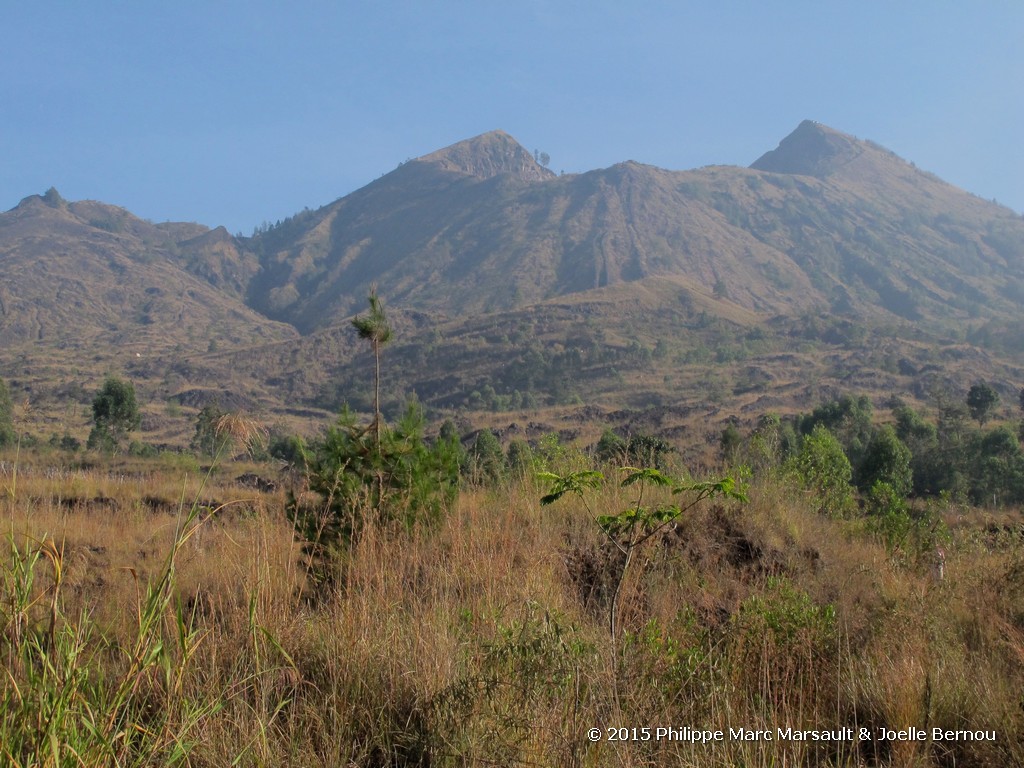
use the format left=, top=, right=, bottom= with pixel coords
left=2, top=446, right=1023, bottom=767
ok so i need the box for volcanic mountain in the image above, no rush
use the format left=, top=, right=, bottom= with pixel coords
left=3, top=121, right=1024, bottom=447
left=241, top=121, right=1024, bottom=337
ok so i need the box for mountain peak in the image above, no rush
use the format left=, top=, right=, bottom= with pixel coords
left=750, top=120, right=866, bottom=177
left=12, top=187, right=69, bottom=214
left=414, top=130, right=555, bottom=182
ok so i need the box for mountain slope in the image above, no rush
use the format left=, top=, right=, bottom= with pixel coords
left=0, top=189, right=296, bottom=352
left=241, top=134, right=824, bottom=331
left=243, top=122, right=1024, bottom=339
left=4, top=122, right=1024, bottom=448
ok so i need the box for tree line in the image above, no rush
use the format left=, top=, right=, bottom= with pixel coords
left=724, top=384, right=1024, bottom=511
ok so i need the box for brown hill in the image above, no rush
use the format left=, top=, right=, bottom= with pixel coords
left=245, top=122, right=1024, bottom=340
left=0, top=189, right=295, bottom=352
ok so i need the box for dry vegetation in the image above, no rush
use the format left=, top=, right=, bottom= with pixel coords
left=2, top=450, right=1023, bottom=767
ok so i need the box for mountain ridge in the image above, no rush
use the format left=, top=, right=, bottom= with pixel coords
left=0, top=191, right=294, bottom=350
left=7, top=121, right=1022, bottom=342
left=414, top=129, right=556, bottom=182
left=3, top=121, right=1024, bottom=448
left=236, top=121, right=1024, bottom=335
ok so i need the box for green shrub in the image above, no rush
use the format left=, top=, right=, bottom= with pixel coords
left=295, top=400, right=460, bottom=546
left=267, top=432, right=307, bottom=471
left=858, top=425, right=913, bottom=496
left=731, top=577, right=837, bottom=712
left=594, top=429, right=675, bottom=469
left=865, top=480, right=913, bottom=552
left=505, top=439, right=535, bottom=477
left=438, top=604, right=593, bottom=764
left=468, top=428, right=504, bottom=484
left=191, top=403, right=230, bottom=457
left=789, top=424, right=854, bottom=517
left=87, top=376, right=141, bottom=453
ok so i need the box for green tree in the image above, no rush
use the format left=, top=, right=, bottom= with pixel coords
left=797, top=394, right=874, bottom=468
left=967, top=381, right=1000, bottom=426
left=975, top=425, right=1024, bottom=505
left=1018, top=390, right=1024, bottom=445
left=0, top=377, right=14, bottom=447
left=297, top=400, right=460, bottom=546
left=437, top=419, right=467, bottom=469
left=865, top=481, right=912, bottom=552
left=624, top=433, right=675, bottom=469
left=594, top=430, right=674, bottom=469
left=351, top=287, right=393, bottom=449
left=934, top=394, right=972, bottom=497
left=506, top=439, right=535, bottom=477
left=595, top=428, right=627, bottom=464
left=469, top=428, right=504, bottom=484
left=87, top=376, right=141, bottom=453
left=857, top=425, right=913, bottom=497
left=720, top=423, right=743, bottom=464
left=790, top=425, right=853, bottom=517
left=267, top=432, right=307, bottom=471
left=747, top=413, right=781, bottom=471
left=191, top=404, right=231, bottom=457
left=892, top=404, right=946, bottom=495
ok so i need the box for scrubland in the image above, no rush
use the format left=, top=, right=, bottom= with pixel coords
left=1, top=451, right=1023, bottom=767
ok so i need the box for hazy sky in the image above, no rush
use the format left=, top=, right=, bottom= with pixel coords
left=4, top=2, right=1022, bottom=233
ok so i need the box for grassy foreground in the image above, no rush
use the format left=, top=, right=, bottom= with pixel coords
left=1, top=454, right=1023, bottom=767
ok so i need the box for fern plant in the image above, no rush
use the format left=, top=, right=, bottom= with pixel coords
left=539, top=465, right=745, bottom=706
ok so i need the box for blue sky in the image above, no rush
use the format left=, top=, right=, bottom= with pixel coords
left=4, top=2, right=1022, bottom=234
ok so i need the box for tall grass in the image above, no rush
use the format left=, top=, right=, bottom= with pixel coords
left=0, top=493, right=222, bottom=765
left=2, top=453, right=1022, bottom=766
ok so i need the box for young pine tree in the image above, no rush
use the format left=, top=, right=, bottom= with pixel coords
left=351, top=287, right=393, bottom=450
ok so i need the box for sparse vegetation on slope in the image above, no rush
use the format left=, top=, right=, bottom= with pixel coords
left=2, top=444, right=1022, bottom=766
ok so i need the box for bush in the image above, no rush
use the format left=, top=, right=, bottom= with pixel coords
left=865, top=480, right=912, bottom=552
left=191, top=404, right=229, bottom=457
left=796, top=394, right=874, bottom=466
left=294, top=400, right=460, bottom=546
left=505, top=439, right=535, bottom=477
left=595, top=428, right=627, bottom=464
left=87, top=376, right=140, bottom=453
left=593, top=429, right=674, bottom=469
left=789, top=424, right=854, bottom=517
left=267, top=432, right=307, bottom=470
left=468, top=428, right=504, bottom=484
left=857, top=425, right=913, bottom=497
left=731, top=577, right=837, bottom=712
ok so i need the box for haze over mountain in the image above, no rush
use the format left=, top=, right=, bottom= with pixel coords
left=3, top=121, right=1024, bottom=447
